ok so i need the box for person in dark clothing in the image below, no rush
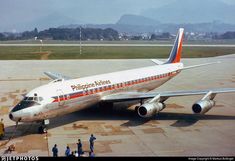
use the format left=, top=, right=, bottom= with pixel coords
left=65, top=146, right=71, bottom=157
left=52, top=144, right=58, bottom=157
left=89, top=134, right=96, bottom=152
left=69, top=151, right=76, bottom=157
left=77, top=139, right=83, bottom=156
left=89, top=151, right=95, bottom=157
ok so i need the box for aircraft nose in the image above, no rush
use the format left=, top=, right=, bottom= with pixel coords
left=9, top=112, right=21, bottom=122
left=9, top=113, right=14, bottom=120
left=9, top=112, right=14, bottom=120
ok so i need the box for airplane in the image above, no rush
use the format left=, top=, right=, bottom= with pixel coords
left=9, top=28, right=235, bottom=133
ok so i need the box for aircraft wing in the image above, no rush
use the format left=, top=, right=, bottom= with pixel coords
left=44, top=71, right=72, bottom=80
left=101, top=88, right=235, bottom=102
left=183, top=61, right=220, bottom=70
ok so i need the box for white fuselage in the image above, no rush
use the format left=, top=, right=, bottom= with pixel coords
left=10, top=62, right=184, bottom=122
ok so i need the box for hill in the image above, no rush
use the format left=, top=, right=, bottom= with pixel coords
left=116, top=14, right=160, bottom=26
left=141, top=0, right=235, bottom=24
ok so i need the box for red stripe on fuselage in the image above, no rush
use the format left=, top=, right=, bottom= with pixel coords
left=52, top=71, right=179, bottom=103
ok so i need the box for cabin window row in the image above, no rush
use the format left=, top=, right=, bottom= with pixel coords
left=82, top=72, right=173, bottom=94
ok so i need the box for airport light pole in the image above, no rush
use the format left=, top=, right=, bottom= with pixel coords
left=40, top=39, right=43, bottom=53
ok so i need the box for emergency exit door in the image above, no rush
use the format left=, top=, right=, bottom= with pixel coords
left=56, top=89, right=65, bottom=106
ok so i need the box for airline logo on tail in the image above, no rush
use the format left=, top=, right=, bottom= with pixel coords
left=165, top=28, right=184, bottom=64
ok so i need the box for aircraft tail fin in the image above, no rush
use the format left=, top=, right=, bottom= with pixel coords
left=165, top=28, right=184, bottom=64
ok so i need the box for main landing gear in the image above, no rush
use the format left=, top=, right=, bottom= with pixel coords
left=99, top=102, right=114, bottom=113
left=38, top=119, right=49, bottom=134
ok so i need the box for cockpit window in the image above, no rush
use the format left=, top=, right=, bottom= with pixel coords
left=24, top=97, right=43, bottom=102
left=12, top=96, right=44, bottom=112
left=12, top=101, right=40, bottom=112
left=34, top=97, right=38, bottom=102
left=27, top=97, right=33, bottom=101
left=39, top=97, right=43, bottom=102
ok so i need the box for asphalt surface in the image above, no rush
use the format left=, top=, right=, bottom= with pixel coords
left=0, top=55, right=235, bottom=156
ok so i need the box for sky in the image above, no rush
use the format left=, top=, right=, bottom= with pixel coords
left=0, top=0, right=173, bottom=23
left=0, top=0, right=235, bottom=32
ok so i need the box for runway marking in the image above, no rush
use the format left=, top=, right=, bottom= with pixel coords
left=0, top=106, right=9, bottom=115
left=68, top=140, right=121, bottom=154
left=166, top=103, right=184, bottom=109
left=142, top=128, right=165, bottom=134
left=0, top=97, right=7, bottom=102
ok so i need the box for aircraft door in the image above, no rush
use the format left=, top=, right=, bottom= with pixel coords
left=56, top=89, right=65, bottom=106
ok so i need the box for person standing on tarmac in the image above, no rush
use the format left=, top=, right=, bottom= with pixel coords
left=65, top=146, right=71, bottom=157
left=52, top=144, right=58, bottom=157
left=89, top=134, right=96, bottom=153
left=77, top=139, right=83, bottom=156
left=0, top=118, right=5, bottom=139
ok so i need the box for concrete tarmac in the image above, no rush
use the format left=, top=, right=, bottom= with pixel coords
left=0, top=55, right=235, bottom=156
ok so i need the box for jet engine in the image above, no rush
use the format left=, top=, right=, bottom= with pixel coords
left=137, top=102, right=165, bottom=118
left=192, top=100, right=215, bottom=114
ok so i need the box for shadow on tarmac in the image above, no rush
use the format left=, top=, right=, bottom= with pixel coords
left=3, top=105, right=235, bottom=140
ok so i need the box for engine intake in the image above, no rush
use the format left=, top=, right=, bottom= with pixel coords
left=138, top=102, right=165, bottom=118
left=192, top=100, right=215, bottom=114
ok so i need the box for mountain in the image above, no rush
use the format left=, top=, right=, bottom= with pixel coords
left=116, top=14, right=160, bottom=26
left=141, top=0, right=235, bottom=24
left=27, top=12, right=78, bottom=31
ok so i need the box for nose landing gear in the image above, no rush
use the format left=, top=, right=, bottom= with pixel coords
left=38, top=125, right=47, bottom=134
left=38, top=119, right=49, bottom=134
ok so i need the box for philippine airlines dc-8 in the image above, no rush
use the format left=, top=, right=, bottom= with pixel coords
left=9, top=28, right=235, bottom=133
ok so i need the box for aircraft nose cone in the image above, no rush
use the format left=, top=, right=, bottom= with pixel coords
left=9, top=113, right=14, bottom=120
left=9, top=112, right=21, bottom=122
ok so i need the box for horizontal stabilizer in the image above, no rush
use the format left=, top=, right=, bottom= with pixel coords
left=151, top=59, right=164, bottom=65
left=44, top=71, right=72, bottom=80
